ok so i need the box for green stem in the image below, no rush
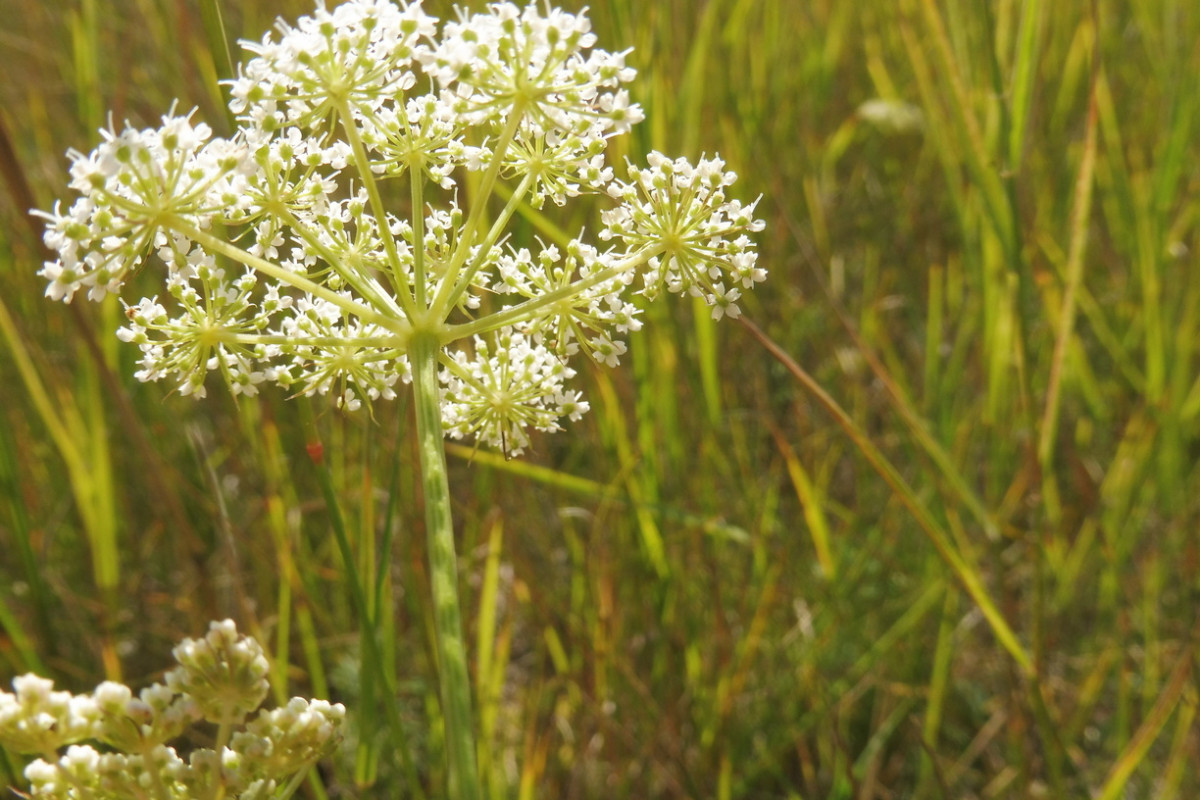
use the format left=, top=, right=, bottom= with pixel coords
left=46, top=748, right=94, bottom=797
left=411, top=164, right=428, bottom=308
left=334, top=99, right=420, bottom=320
left=440, top=170, right=537, bottom=315
left=141, top=747, right=171, bottom=800
left=274, top=205, right=404, bottom=317
left=278, top=767, right=313, bottom=800
left=446, top=243, right=664, bottom=342
left=172, top=222, right=412, bottom=341
left=409, top=330, right=480, bottom=800
left=197, top=332, right=406, bottom=350
left=207, top=717, right=235, bottom=800
left=430, top=97, right=529, bottom=315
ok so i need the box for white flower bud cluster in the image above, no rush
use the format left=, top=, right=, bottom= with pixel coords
left=0, top=620, right=345, bottom=800
left=36, top=0, right=765, bottom=454
left=166, top=618, right=272, bottom=723
left=0, top=675, right=94, bottom=755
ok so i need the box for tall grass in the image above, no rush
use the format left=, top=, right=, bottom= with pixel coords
left=1, top=0, right=1198, bottom=797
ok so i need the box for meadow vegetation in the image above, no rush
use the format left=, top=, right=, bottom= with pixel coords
left=1, top=0, right=1198, bottom=797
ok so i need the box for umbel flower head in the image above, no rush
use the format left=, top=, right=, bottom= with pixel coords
left=36, top=0, right=766, bottom=455
left=0, top=620, right=345, bottom=800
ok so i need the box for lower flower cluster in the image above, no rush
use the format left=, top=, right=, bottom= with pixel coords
left=0, top=620, right=344, bottom=800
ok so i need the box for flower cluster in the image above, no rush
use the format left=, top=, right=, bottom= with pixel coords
left=602, top=152, right=766, bottom=319
left=0, top=620, right=344, bottom=800
left=441, top=328, right=589, bottom=454
left=37, top=0, right=765, bottom=454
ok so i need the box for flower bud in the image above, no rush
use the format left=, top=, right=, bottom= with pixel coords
left=0, top=675, right=93, bottom=755
left=166, top=619, right=270, bottom=724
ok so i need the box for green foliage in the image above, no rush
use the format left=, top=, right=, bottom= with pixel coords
left=1, top=0, right=1198, bottom=797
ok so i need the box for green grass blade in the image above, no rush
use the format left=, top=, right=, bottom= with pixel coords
left=1007, top=0, right=1047, bottom=168
left=740, top=317, right=1033, bottom=676
left=1037, top=23, right=1099, bottom=479
left=1095, top=643, right=1194, bottom=800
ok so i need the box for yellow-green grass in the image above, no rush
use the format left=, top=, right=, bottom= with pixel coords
left=1, top=0, right=1198, bottom=797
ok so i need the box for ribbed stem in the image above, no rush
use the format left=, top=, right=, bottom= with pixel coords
left=408, top=330, right=480, bottom=800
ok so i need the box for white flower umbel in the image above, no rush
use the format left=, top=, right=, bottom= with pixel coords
left=36, top=3, right=765, bottom=799
left=37, top=0, right=764, bottom=436
left=441, top=327, right=589, bottom=456
left=1, top=621, right=344, bottom=800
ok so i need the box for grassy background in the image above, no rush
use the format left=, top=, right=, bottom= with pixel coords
left=1, top=0, right=1199, bottom=797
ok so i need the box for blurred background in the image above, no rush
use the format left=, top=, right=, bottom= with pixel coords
left=1, top=0, right=1198, bottom=797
